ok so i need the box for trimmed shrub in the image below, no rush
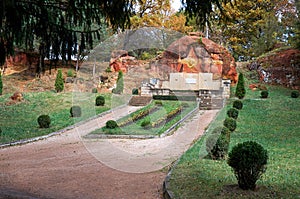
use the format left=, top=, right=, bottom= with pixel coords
left=132, top=88, right=139, bottom=95
left=291, top=90, right=299, bottom=98
left=37, top=115, right=51, bottom=128
left=228, top=141, right=268, bottom=190
left=55, top=69, right=64, bottom=92
left=106, top=120, right=118, bottom=129
left=0, top=127, right=2, bottom=136
left=95, top=95, right=105, bottom=106
left=92, top=88, right=98, bottom=93
left=235, top=73, right=246, bottom=99
left=227, top=108, right=239, bottom=119
left=233, top=100, right=243, bottom=110
left=261, top=90, right=269, bottom=98
left=113, top=71, right=124, bottom=94
left=223, top=117, right=237, bottom=132
left=155, top=100, right=163, bottom=106
left=206, top=127, right=231, bottom=160
left=0, top=73, right=3, bottom=95
left=67, top=69, right=74, bottom=77
left=70, top=106, right=82, bottom=117
left=141, top=118, right=151, bottom=128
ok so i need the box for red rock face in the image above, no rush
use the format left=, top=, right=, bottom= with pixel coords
left=156, top=35, right=238, bottom=83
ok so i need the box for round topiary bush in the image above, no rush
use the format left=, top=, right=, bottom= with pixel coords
left=141, top=118, right=151, bottom=128
left=155, top=100, right=163, bottom=106
left=261, top=90, right=269, bottom=98
left=37, top=115, right=51, bottom=128
left=106, top=120, right=118, bottom=129
left=95, top=95, right=105, bottom=106
left=92, top=88, right=98, bottom=93
left=132, top=88, right=139, bottom=95
left=70, top=106, right=82, bottom=117
left=223, top=117, right=237, bottom=132
left=233, top=100, right=243, bottom=110
left=227, top=141, right=268, bottom=190
left=227, top=108, right=239, bottom=119
left=291, top=90, right=299, bottom=98
left=206, top=126, right=231, bottom=160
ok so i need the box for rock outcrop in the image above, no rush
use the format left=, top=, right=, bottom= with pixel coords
left=154, top=33, right=238, bottom=83
left=248, top=48, right=300, bottom=89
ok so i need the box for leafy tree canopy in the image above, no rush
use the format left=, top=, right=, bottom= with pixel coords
left=0, top=0, right=133, bottom=68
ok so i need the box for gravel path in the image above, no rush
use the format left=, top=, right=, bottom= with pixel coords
left=0, top=105, right=218, bottom=199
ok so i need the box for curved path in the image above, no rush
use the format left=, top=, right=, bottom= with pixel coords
left=0, top=105, right=218, bottom=199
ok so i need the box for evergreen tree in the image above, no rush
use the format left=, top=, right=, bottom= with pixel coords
left=113, top=71, right=124, bottom=94
left=235, top=73, right=246, bottom=99
left=55, top=69, right=64, bottom=93
left=0, top=73, right=3, bottom=95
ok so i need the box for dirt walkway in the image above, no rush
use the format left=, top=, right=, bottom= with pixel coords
left=0, top=106, right=218, bottom=199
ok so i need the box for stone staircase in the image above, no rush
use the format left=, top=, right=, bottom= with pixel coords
left=199, top=90, right=224, bottom=110
left=128, top=96, right=152, bottom=106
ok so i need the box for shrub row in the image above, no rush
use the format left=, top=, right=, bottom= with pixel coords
left=150, top=106, right=182, bottom=128
left=152, top=95, right=196, bottom=101
left=118, top=105, right=160, bottom=127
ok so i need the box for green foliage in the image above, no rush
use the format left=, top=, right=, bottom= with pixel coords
left=235, top=73, right=246, bottom=99
left=0, top=73, right=3, bottom=95
left=132, top=88, right=139, bottom=95
left=155, top=100, right=163, bottom=106
left=153, top=95, right=196, bottom=101
left=291, top=90, right=299, bottom=98
left=95, top=95, right=105, bottom=106
left=67, top=69, right=74, bottom=77
left=261, top=90, right=269, bottom=98
left=141, top=118, right=151, bottom=128
left=0, top=0, right=131, bottom=68
left=105, top=67, right=112, bottom=73
left=233, top=100, right=243, bottom=110
left=113, top=71, right=124, bottom=94
left=228, top=141, right=268, bottom=190
left=54, top=69, right=64, bottom=92
left=223, top=117, right=237, bottom=132
left=37, top=115, right=51, bottom=128
left=106, top=120, right=118, bottom=129
left=206, top=127, right=230, bottom=160
left=70, top=106, right=82, bottom=117
left=227, top=108, right=239, bottom=119
left=92, top=88, right=98, bottom=93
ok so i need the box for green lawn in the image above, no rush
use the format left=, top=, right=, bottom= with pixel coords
left=91, top=100, right=197, bottom=136
left=0, top=91, right=120, bottom=144
left=168, top=85, right=300, bottom=198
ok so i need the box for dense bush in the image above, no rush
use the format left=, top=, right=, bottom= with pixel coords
left=261, top=90, right=269, bottom=98
left=92, top=88, right=98, bottom=93
left=105, top=67, right=112, bottom=73
left=141, top=118, right=151, bottom=128
left=206, top=127, right=231, bottom=160
left=67, top=69, right=74, bottom=77
left=70, top=106, right=82, bottom=117
left=228, top=141, right=268, bottom=190
left=235, top=73, right=246, bottom=99
left=155, top=100, right=163, bottom=106
left=113, top=71, right=124, bottom=94
left=291, top=90, right=299, bottom=98
left=55, top=69, right=64, bottom=92
left=37, top=115, right=51, bottom=128
left=227, top=108, right=239, bottom=119
left=233, top=100, right=243, bottom=110
left=132, top=88, right=139, bottom=95
left=0, top=73, right=3, bottom=95
left=223, top=117, right=237, bottom=132
left=95, top=95, right=105, bottom=106
left=106, top=120, right=118, bottom=129
left=153, top=95, right=196, bottom=101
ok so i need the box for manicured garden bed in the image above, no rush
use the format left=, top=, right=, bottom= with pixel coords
left=168, top=85, right=300, bottom=198
left=91, top=100, right=197, bottom=136
left=0, top=92, right=115, bottom=144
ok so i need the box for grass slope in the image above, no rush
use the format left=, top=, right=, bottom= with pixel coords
left=0, top=92, right=116, bottom=144
left=169, top=85, right=300, bottom=199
